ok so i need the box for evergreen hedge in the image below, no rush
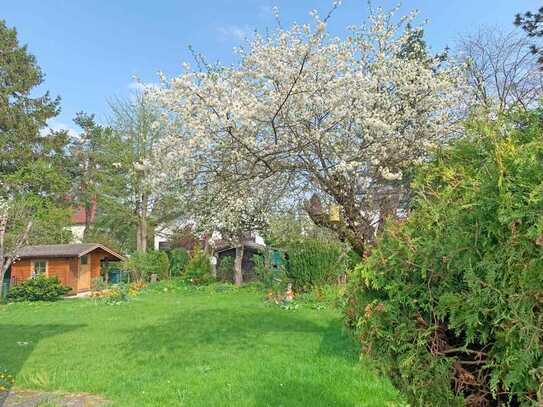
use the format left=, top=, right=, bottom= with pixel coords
left=344, top=110, right=543, bottom=405
left=286, top=239, right=350, bottom=290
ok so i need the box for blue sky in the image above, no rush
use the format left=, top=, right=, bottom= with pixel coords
left=3, top=0, right=540, bottom=134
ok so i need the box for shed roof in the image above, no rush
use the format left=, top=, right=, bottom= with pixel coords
left=17, top=243, right=124, bottom=261
left=215, top=240, right=267, bottom=253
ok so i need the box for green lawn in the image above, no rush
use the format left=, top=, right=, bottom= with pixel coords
left=0, top=285, right=402, bottom=406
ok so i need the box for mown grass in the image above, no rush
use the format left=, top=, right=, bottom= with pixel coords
left=0, top=284, right=403, bottom=406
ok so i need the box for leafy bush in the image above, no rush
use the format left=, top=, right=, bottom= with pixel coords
left=184, top=247, right=214, bottom=285
left=0, top=368, right=15, bottom=393
left=253, top=253, right=288, bottom=296
left=217, top=255, right=234, bottom=282
left=91, top=285, right=128, bottom=304
left=286, top=239, right=349, bottom=290
left=121, top=250, right=170, bottom=281
left=8, top=275, right=70, bottom=302
left=344, top=110, right=543, bottom=406
left=90, top=281, right=146, bottom=304
left=168, top=248, right=190, bottom=277
left=91, top=276, right=107, bottom=291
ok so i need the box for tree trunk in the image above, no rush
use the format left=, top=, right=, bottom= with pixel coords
left=83, top=202, right=92, bottom=238
left=234, top=245, right=244, bottom=287
left=0, top=218, right=6, bottom=291
left=136, top=193, right=148, bottom=253
left=0, top=217, right=32, bottom=298
left=136, top=219, right=148, bottom=252
left=304, top=198, right=368, bottom=256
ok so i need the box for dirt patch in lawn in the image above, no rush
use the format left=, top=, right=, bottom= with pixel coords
left=0, top=389, right=109, bottom=407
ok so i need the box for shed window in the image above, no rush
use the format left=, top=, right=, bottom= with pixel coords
left=32, top=260, right=47, bottom=276
left=80, top=255, right=88, bottom=265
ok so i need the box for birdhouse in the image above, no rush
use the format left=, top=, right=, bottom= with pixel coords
left=329, top=204, right=340, bottom=223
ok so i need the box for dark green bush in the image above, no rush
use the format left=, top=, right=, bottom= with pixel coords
left=286, top=239, right=348, bottom=290
left=253, top=253, right=288, bottom=295
left=217, top=255, right=234, bottom=282
left=121, top=250, right=170, bottom=281
left=344, top=110, right=543, bottom=406
left=8, top=275, right=70, bottom=302
left=169, top=248, right=190, bottom=276
left=184, top=247, right=214, bottom=285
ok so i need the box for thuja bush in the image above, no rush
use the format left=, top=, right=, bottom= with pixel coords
left=184, top=247, right=214, bottom=285
left=344, top=110, right=543, bottom=406
left=217, top=255, right=234, bottom=282
left=286, top=239, right=349, bottom=290
left=168, top=248, right=190, bottom=277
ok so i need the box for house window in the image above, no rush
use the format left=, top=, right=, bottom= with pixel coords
left=32, top=260, right=47, bottom=276
left=80, top=255, right=88, bottom=265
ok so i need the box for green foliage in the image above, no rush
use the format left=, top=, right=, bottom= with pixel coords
left=121, top=250, right=170, bottom=281
left=184, top=248, right=213, bottom=285
left=217, top=255, right=234, bottom=282
left=8, top=275, right=70, bottom=302
left=265, top=212, right=339, bottom=247
left=252, top=253, right=288, bottom=295
left=168, top=248, right=190, bottom=276
left=0, top=367, right=15, bottom=393
left=286, top=239, right=349, bottom=290
left=0, top=20, right=67, bottom=189
left=344, top=109, right=543, bottom=406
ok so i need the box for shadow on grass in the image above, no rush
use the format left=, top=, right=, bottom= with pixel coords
left=122, top=307, right=356, bottom=361
left=0, top=323, right=85, bottom=405
left=119, top=306, right=363, bottom=405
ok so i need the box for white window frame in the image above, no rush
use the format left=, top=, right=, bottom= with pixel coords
left=32, top=259, right=48, bottom=277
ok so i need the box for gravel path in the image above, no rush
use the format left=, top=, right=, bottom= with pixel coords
left=0, top=389, right=108, bottom=407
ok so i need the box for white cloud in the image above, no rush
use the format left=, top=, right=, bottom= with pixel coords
left=216, top=24, right=253, bottom=43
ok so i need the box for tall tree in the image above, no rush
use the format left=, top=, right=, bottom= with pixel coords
left=0, top=20, right=67, bottom=188
left=457, top=28, right=543, bottom=112
left=515, top=7, right=543, bottom=66
left=101, top=91, right=177, bottom=253
left=152, top=6, right=466, bottom=256
left=0, top=20, right=70, bottom=286
left=69, top=112, right=105, bottom=237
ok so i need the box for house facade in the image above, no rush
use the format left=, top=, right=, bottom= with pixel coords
left=68, top=199, right=97, bottom=243
left=10, top=243, right=124, bottom=294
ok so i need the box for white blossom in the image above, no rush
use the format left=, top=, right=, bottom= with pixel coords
left=149, top=5, right=468, bottom=251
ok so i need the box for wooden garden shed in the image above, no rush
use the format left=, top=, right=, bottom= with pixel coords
left=10, top=243, right=124, bottom=294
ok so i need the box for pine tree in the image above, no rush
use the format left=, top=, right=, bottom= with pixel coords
left=515, top=7, right=543, bottom=66
left=0, top=19, right=68, bottom=193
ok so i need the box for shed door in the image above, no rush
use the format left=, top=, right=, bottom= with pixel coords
left=78, top=255, right=91, bottom=292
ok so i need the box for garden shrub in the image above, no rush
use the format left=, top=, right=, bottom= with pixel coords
left=0, top=368, right=15, bottom=393
left=217, top=255, right=234, bottom=282
left=286, top=239, right=349, bottom=290
left=253, top=253, right=288, bottom=297
left=90, top=281, right=146, bottom=304
left=168, top=248, right=190, bottom=276
left=344, top=110, right=543, bottom=406
left=8, top=275, right=70, bottom=302
left=184, top=247, right=214, bottom=285
left=91, top=276, right=107, bottom=291
left=121, top=250, right=170, bottom=281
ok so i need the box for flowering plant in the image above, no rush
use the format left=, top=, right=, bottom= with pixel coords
left=151, top=4, right=467, bottom=254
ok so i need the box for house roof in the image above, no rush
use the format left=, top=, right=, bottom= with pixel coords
left=70, top=197, right=97, bottom=225
left=17, top=243, right=124, bottom=261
